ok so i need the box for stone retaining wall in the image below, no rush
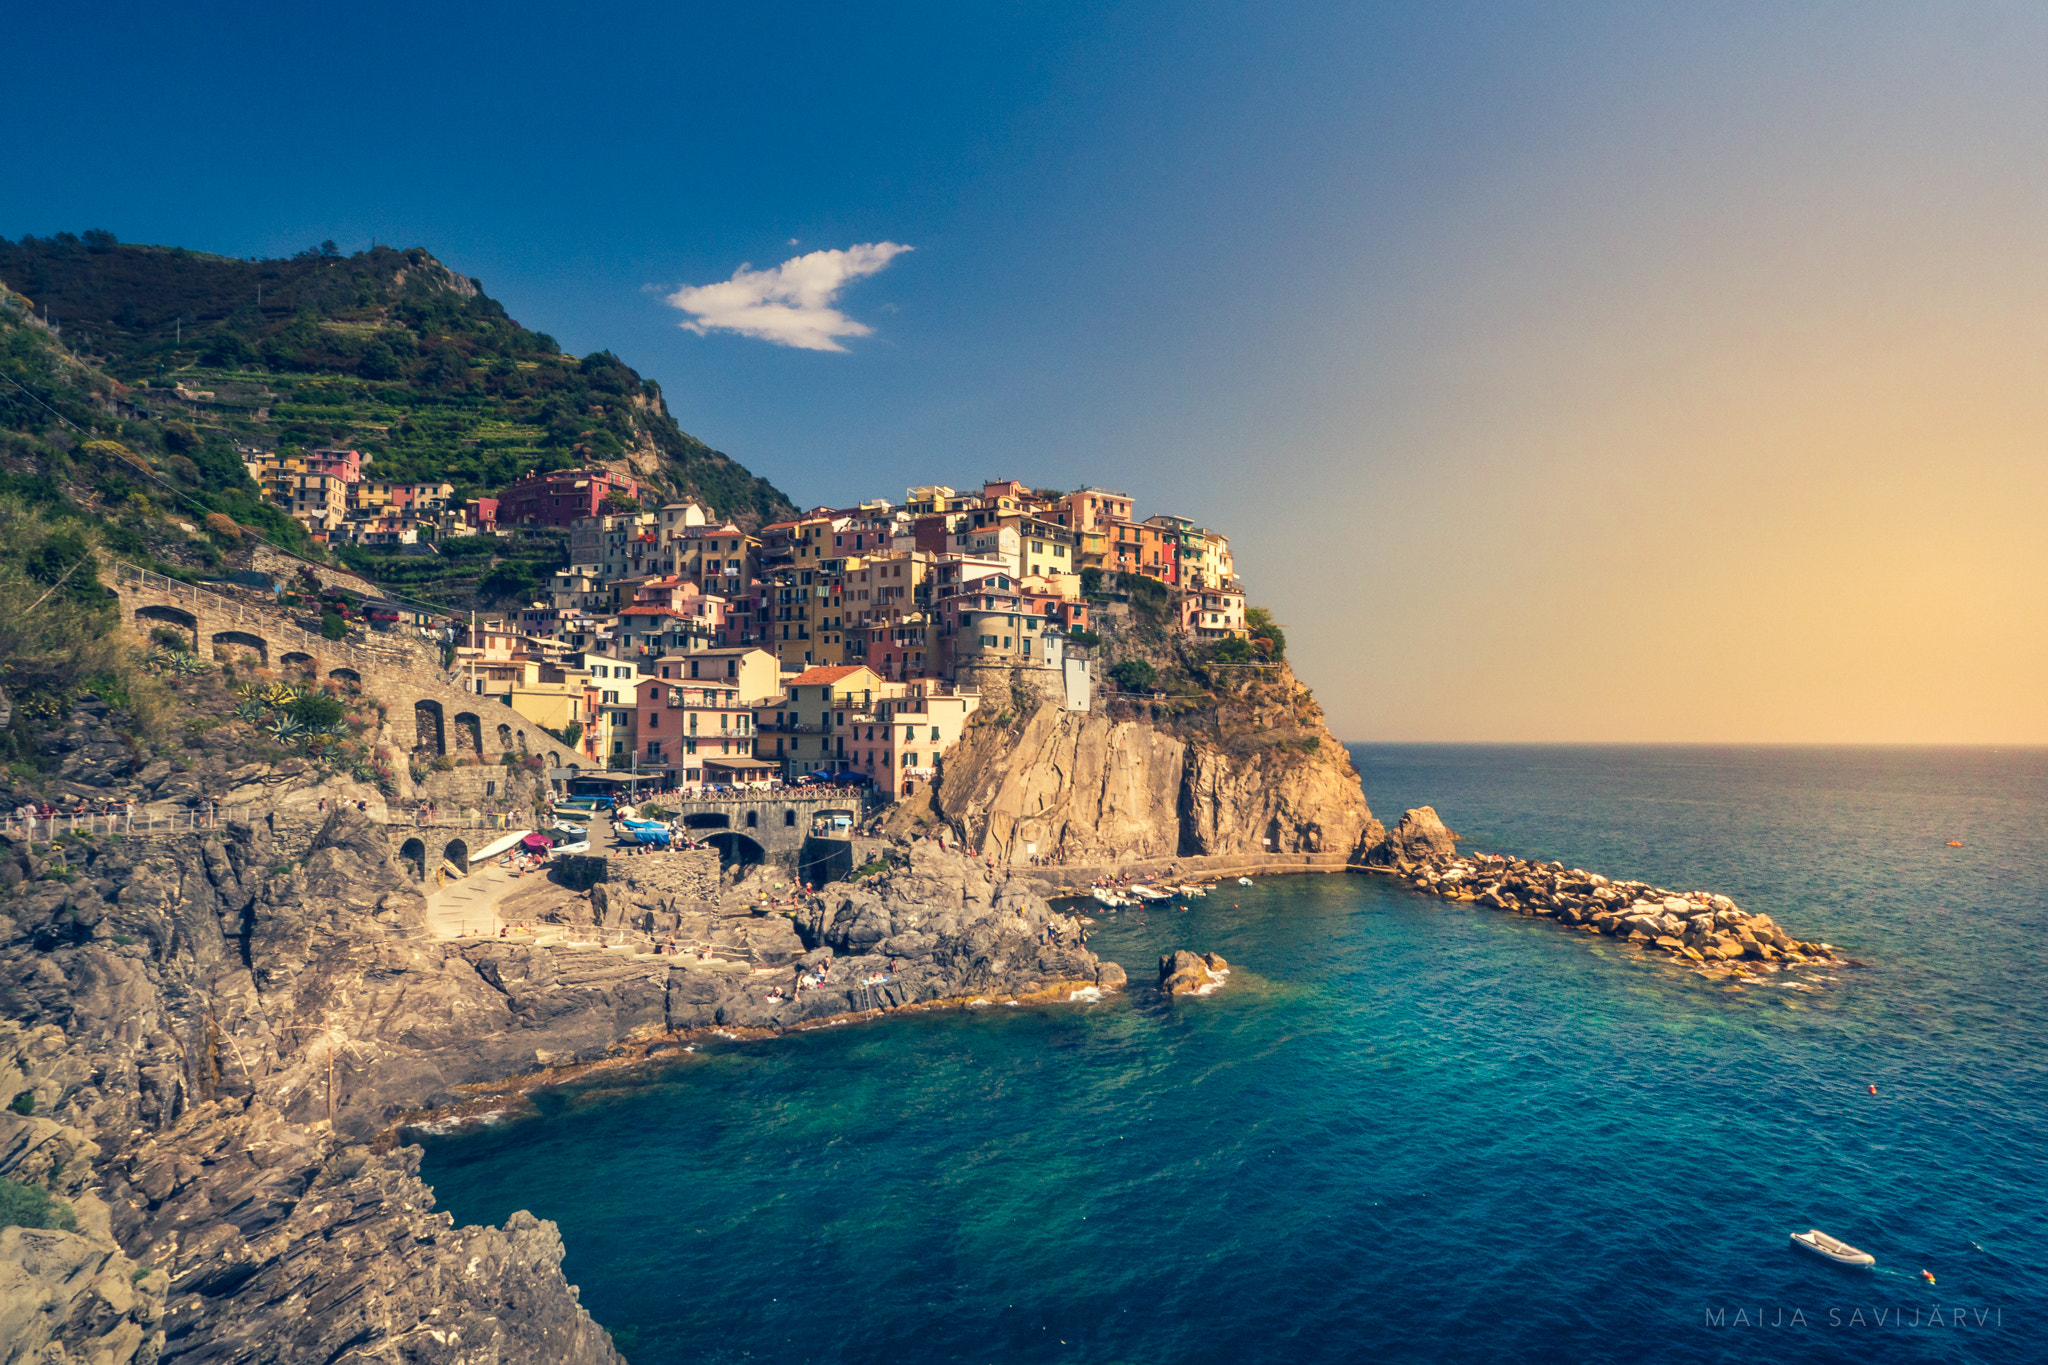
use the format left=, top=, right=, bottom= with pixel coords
left=110, top=560, right=582, bottom=806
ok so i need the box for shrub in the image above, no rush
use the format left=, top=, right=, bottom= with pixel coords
left=1211, top=636, right=1255, bottom=664
left=1110, top=659, right=1158, bottom=693
left=319, top=613, right=348, bottom=640
left=1244, top=607, right=1286, bottom=660
left=286, top=692, right=345, bottom=727
left=7, top=1090, right=34, bottom=1115
left=0, top=1176, right=77, bottom=1232
left=1065, top=628, right=1100, bottom=648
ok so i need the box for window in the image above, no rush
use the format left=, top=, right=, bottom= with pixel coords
left=486, top=781, right=497, bottom=796
left=784, top=809, right=797, bottom=827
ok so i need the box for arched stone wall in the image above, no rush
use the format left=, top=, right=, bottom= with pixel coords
left=398, top=837, right=427, bottom=882
left=211, top=629, right=268, bottom=665
left=135, top=604, right=198, bottom=650
left=280, top=651, right=316, bottom=673
left=706, top=831, right=766, bottom=873
left=414, top=700, right=446, bottom=757
left=443, top=838, right=470, bottom=876
left=329, top=667, right=361, bottom=684
left=453, top=712, right=484, bottom=754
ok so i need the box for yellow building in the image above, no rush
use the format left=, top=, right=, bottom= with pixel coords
left=753, top=664, right=887, bottom=775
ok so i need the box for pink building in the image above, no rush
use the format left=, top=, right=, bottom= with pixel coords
left=633, top=673, right=753, bottom=781
left=307, top=447, right=364, bottom=482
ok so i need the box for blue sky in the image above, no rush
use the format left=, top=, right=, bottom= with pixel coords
left=11, top=2, right=2047, bottom=741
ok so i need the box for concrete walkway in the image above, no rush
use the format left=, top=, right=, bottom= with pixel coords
left=425, top=863, right=536, bottom=938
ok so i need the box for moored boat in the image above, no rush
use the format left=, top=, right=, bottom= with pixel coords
left=1790, top=1229, right=1875, bottom=1266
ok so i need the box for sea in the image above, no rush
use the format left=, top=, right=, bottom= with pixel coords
left=416, top=746, right=2047, bottom=1364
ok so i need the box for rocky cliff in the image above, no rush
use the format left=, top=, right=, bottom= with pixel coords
left=0, top=811, right=1115, bottom=1363
left=887, top=663, right=1384, bottom=867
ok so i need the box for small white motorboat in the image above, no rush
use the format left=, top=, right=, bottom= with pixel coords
left=1176, top=884, right=1209, bottom=897
left=1091, top=889, right=1130, bottom=909
left=1237, top=876, right=1254, bottom=887
left=1129, top=885, right=1171, bottom=902
left=1790, top=1229, right=1875, bottom=1266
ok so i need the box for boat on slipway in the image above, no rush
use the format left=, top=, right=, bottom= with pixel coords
left=1790, top=1230, right=1875, bottom=1267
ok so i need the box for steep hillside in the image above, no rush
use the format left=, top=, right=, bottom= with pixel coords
left=0, top=231, right=798, bottom=526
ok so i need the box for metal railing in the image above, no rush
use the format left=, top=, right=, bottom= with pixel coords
left=3, top=805, right=543, bottom=841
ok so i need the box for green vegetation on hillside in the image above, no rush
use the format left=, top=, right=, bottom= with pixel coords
left=0, top=232, right=797, bottom=525
left=0, top=499, right=172, bottom=767
left=0, top=1175, right=78, bottom=1232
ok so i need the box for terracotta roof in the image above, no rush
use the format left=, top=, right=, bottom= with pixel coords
left=788, top=665, right=871, bottom=686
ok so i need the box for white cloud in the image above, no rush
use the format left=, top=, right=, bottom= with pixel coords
left=662, top=242, right=912, bottom=352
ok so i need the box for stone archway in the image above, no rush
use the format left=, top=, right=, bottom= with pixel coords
left=705, top=832, right=766, bottom=874
left=329, top=667, right=361, bottom=684
left=398, top=837, right=427, bottom=882
left=211, top=629, right=268, bottom=665
left=516, top=731, right=528, bottom=754
left=443, top=838, right=470, bottom=877
left=548, top=751, right=563, bottom=769
left=413, top=700, right=446, bottom=757
left=280, top=651, right=316, bottom=675
left=135, top=604, right=198, bottom=650
left=496, top=723, right=512, bottom=750
left=453, top=712, right=484, bottom=755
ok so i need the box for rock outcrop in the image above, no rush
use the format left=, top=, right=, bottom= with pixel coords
left=889, top=664, right=1383, bottom=867
left=0, top=812, right=1122, bottom=1362
left=1369, top=806, right=1459, bottom=867
left=1158, top=950, right=1228, bottom=996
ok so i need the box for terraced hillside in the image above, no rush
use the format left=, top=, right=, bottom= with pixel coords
left=0, top=231, right=797, bottom=525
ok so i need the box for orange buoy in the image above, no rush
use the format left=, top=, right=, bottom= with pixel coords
left=1947, top=840, right=1964, bottom=847
left=1922, top=1269, right=1936, bottom=1285
left=1869, top=1084, right=1878, bottom=1095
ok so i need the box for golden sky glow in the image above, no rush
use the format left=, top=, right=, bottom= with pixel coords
left=1241, top=12, right=2048, bottom=742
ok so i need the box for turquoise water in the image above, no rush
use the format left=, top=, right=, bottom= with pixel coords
left=418, top=746, right=2047, bottom=1363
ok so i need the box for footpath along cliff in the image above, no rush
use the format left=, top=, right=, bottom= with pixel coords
left=0, top=812, right=1115, bottom=1363
left=886, top=661, right=1385, bottom=873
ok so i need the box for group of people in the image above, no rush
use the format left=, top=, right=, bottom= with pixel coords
left=315, top=797, right=374, bottom=815
left=10, top=798, right=137, bottom=834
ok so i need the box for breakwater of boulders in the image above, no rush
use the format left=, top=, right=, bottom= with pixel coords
left=1398, top=851, right=1840, bottom=970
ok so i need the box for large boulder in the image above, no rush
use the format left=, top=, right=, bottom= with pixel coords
left=1371, top=807, right=1458, bottom=866
left=1158, top=950, right=1227, bottom=995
